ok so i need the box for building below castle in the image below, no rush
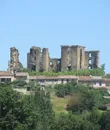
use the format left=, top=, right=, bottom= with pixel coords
left=0, top=71, right=110, bottom=94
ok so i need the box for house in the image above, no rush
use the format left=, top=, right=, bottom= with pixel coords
left=0, top=71, right=110, bottom=92
left=0, top=71, right=14, bottom=82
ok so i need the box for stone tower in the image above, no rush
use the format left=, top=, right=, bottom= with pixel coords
left=8, top=47, right=23, bottom=72
left=61, top=46, right=71, bottom=72
left=27, top=46, right=50, bottom=72
left=85, top=51, right=100, bottom=69
left=42, top=48, right=49, bottom=72
left=27, top=46, right=41, bottom=71
left=84, top=51, right=89, bottom=69
left=71, top=45, right=85, bottom=70
left=61, top=45, right=85, bottom=71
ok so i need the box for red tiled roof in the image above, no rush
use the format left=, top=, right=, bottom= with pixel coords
left=29, top=75, right=78, bottom=80
left=0, top=71, right=13, bottom=76
left=104, top=96, right=110, bottom=99
left=16, top=72, right=29, bottom=76
left=78, top=76, right=92, bottom=81
left=79, top=76, right=104, bottom=81
left=105, top=104, right=110, bottom=106
left=103, top=78, right=110, bottom=82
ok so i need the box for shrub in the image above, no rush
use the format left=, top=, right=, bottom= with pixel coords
left=98, top=105, right=107, bottom=111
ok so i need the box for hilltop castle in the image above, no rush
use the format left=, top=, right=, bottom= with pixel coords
left=8, top=45, right=100, bottom=72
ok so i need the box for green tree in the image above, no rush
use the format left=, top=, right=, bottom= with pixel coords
left=66, top=83, right=107, bottom=113
left=89, top=107, right=101, bottom=125
left=100, top=64, right=105, bottom=72
left=55, top=113, right=82, bottom=130
left=22, top=88, right=55, bottom=130
left=81, top=120, right=100, bottom=130
left=0, top=85, right=26, bottom=130
left=100, top=110, right=110, bottom=130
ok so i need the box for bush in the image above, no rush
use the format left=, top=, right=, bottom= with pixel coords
left=65, top=83, right=109, bottom=113
left=55, top=82, right=78, bottom=97
left=21, top=67, right=105, bottom=76
left=98, top=105, right=107, bottom=111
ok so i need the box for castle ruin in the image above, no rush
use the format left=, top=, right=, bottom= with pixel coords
left=8, top=45, right=99, bottom=72
left=27, top=45, right=100, bottom=72
left=8, top=47, right=23, bottom=72
left=27, top=46, right=61, bottom=72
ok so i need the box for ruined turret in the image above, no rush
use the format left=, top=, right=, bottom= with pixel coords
left=27, top=45, right=100, bottom=72
left=27, top=46, right=41, bottom=71
left=8, top=47, right=23, bottom=72
left=27, top=46, right=50, bottom=72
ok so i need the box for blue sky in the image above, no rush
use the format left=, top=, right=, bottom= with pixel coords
left=0, top=0, right=110, bottom=72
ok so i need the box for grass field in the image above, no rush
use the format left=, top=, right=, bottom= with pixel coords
left=51, top=94, right=69, bottom=114
left=50, top=94, right=108, bottom=115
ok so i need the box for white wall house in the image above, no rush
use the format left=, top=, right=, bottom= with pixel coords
left=93, top=82, right=106, bottom=88
left=0, top=72, right=110, bottom=94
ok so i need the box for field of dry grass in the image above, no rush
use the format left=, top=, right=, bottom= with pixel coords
left=51, top=94, right=69, bottom=114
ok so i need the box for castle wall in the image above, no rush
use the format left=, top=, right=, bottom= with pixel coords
left=26, top=45, right=100, bottom=72
left=42, top=48, right=49, bottom=72
left=68, top=45, right=85, bottom=70
left=84, top=52, right=89, bottom=69
left=27, top=46, right=41, bottom=71
left=61, top=46, right=71, bottom=72
left=71, top=46, right=77, bottom=70
left=8, top=47, right=23, bottom=71
left=49, top=58, right=61, bottom=72
left=86, top=51, right=100, bottom=69
left=79, top=46, right=85, bottom=69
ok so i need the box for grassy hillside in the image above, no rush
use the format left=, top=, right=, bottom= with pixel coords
left=51, top=95, right=69, bottom=114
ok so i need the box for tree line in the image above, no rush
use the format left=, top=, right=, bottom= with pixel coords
left=21, top=67, right=105, bottom=76
left=0, top=81, right=110, bottom=130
